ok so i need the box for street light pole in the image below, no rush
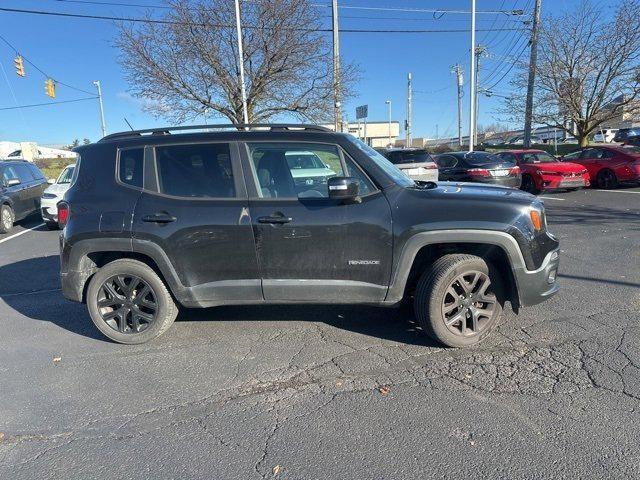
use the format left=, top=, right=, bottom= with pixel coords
left=93, top=80, right=106, bottom=138
left=385, top=100, right=392, bottom=146
left=468, top=0, right=476, bottom=152
left=234, top=0, right=249, bottom=125
left=332, top=0, right=342, bottom=132
left=523, top=0, right=542, bottom=148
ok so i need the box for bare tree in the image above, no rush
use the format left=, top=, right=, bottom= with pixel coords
left=502, top=0, right=640, bottom=147
left=115, top=0, right=357, bottom=125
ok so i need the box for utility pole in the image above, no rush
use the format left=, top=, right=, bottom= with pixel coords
left=468, top=0, right=477, bottom=152
left=234, top=0, right=249, bottom=125
left=93, top=80, right=106, bottom=138
left=406, top=73, right=412, bottom=148
left=523, top=0, right=542, bottom=148
left=385, top=100, right=392, bottom=146
left=473, top=45, right=487, bottom=147
left=452, top=64, right=464, bottom=148
left=332, top=0, right=342, bottom=132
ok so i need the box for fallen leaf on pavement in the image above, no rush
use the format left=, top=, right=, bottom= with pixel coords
left=378, top=386, right=390, bottom=396
left=53, top=356, right=62, bottom=363
left=0, top=432, right=4, bottom=442
left=273, top=465, right=281, bottom=475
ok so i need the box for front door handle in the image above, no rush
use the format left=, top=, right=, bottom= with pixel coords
left=142, top=212, right=176, bottom=224
left=258, top=213, right=292, bottom=224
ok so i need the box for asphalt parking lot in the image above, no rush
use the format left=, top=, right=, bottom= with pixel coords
left=0, top=186, right=639, bottom=479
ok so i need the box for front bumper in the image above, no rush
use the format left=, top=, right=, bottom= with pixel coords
left=541, top=175, right=590, bottom=190
left=514, top=248, right=560, bottom=307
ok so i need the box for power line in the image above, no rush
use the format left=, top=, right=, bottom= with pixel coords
left=482, top=40, right=530, bottom=91
left=0, top=34, right=95, bottom=95
left=0, top=96, right=99, bottom=111
left=47, top=0, right=526, bottom=16
left=0, top=7, right=526, bottom=34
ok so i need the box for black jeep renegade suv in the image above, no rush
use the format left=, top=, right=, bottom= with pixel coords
left=59, top=124, right=559, bottom=347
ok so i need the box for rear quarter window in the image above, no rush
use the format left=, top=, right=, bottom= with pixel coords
left=118, top=148, right=144, bottom=188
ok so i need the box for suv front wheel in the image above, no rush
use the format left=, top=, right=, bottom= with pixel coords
left=414, top=254, right=503, bottom=348
left=86, top=259, right=178, bottom=344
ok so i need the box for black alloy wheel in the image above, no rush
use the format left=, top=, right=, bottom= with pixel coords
left=441, top=271, right=497, bottom=337
left=97, top=275, right=158, bottom=334
left=597, top=169, right=618, bottom=189
left=521, top=175, right=539, bottom=194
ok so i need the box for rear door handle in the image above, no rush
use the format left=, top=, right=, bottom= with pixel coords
left=258, top=214, right=292, bottom=224
left=142, top=213, right=176, bottom=223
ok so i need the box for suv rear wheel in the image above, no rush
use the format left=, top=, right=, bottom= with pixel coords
left=414, top=254, right=503, bottom=348
left=0, top=204, right=14, bottom=234
left=86, top=259, right=178, bottom=344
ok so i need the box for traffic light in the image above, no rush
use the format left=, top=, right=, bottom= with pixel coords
left=45, top=78, right=56, bottom=98
left=14, top=55, right=25, bottom=77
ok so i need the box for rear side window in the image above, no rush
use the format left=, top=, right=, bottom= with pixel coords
left=28, top=164, right=45, bottom=181
left=155, top=143, right=235, bottom=198
left=2, top=166, right=19, bottom=182
left=14, top=164, right=35, bottom=181
left=119, top=148, right=144, bottom=188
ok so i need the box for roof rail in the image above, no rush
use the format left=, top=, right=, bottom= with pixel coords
left=98, top=123, right=332, bottom=142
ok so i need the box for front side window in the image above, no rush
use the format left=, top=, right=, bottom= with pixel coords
left=14, top=164, right=35, bottom=181
left=155, top=143, right=235, bottom=198
left=248, top=143, right=344, bottom=199
left=119, top=148, right=144, bottom=188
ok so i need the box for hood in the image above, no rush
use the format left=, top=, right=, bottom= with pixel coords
left=524, top=161, right=586, bottom=173
left=43, top=183, right=71, bottom=196
left=418, top=180, right=537, bottom=205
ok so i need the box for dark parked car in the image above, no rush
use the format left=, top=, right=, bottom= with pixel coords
left=0, top=159, right=49, bottom=233
left=613, top=128, right=640, bottom=143
left=59, top=124, right=559, bottom=348
left=434, top=151, right=522, bottom=188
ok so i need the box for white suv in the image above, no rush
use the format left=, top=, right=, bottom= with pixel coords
left=41, top=164, right=75, bottom=229
left=594, top=129, right=618, bottom=143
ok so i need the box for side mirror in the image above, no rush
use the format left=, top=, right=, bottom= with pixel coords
left=48, top=178, right=56, bottom=184
left=6, top=178, right=20, bottom=187
left=328, top=176, right=360, bottom=202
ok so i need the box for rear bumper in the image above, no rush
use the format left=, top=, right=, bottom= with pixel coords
left=477, top=176, right=522, bottom=189
left=514, top=248, right=560, bottom=307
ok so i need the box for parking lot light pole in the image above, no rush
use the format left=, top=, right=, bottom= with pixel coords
left=93, top=81, right=106, bottom=138
left=234, top=0, right=249, bottom=125
left=385, top=100, right=392, bottom=146
left=468, top=0, right=477, bottom=152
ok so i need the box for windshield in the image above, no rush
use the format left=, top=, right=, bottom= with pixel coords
left=521, top=152, right=557, bottom=164
left=389, top=151, right=433, bottom=165
left=57, top=165, right=75, bottom=184
left=463, top=152, right=504, bottom=166
left=346, top=136, right=415, bottom=187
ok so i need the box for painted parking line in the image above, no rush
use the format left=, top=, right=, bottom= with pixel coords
left=0, top=223, right=45, bottom=245
left=594, top=189, right=640, bottom=194
left=538, top=196, right=565, bottom=201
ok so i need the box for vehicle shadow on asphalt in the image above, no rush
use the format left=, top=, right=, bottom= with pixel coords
left=0, top=255, right=436, bottom=346
left=547, top=204, right=640, bottom=226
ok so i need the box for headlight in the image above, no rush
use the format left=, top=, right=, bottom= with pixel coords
left=42, top=193, right=58, bottom=199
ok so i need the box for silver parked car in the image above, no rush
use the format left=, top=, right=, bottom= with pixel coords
left=381, top=148, right=439, bottom=182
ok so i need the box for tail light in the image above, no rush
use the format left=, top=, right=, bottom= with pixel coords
left=424, top=162, right=438, bottom=170
left=509, top=166, right=520, bottom=175
left=468, top=168, right=490, bottom=177
left=57, top=201, right=69, bottom=227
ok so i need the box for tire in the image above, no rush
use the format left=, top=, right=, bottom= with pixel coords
left=596, top=169, right=618, bottom=189
left=45, top=221, right=59, bottom=230
left=86, top=259, right=178, bottom=344
left=0, top=204, right=14, bottom=234
left=520, top=174, right=540, bottom=194
left=413, top=254, right=503, bottom=348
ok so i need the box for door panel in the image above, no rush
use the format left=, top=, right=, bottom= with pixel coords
left=132, top=142, right=261, bottom=303
left=243, top=141, right=393, bottom=303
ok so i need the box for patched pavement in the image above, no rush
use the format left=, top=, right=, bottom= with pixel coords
left=1, top=187, right=639, bottom=479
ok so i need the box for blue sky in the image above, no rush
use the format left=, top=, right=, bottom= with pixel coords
left=0, top=0, right=618, bottom=144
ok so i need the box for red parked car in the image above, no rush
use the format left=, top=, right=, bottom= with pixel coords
left=561, top=145, right=640, bottom=189
left=495, top=149, right=590, bottom=194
